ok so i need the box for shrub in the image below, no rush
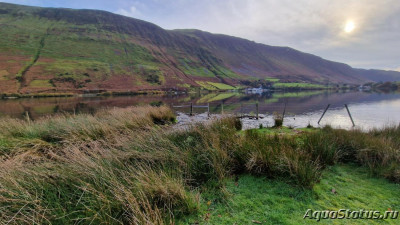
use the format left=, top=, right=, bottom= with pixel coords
left=234, top=118, right=242, bottom=131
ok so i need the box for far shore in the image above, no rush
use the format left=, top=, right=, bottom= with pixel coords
left=0, top=85, right=360, bottom=100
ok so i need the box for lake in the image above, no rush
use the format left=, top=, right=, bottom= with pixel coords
left=0, top=90, right=399, bottom=130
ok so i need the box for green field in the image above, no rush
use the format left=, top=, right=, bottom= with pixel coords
left=274, top=82, right=326, bottom=89
left=29, top=79, right=53, bottom=88
left=265, top=77, right=280, bottom=82
left=196, top=81, right=237, bottom=90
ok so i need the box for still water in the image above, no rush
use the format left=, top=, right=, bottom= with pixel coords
left=0, top=90, right=399, bottom=130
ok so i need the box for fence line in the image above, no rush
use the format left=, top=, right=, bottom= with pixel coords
left=172, top=102, right=356, bottom=126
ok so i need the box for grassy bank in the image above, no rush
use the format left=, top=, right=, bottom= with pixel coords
left=181, top=165, right=400, bottom=224
left=1, top=107, right=400, bottom=224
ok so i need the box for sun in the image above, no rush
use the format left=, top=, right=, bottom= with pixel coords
left=344, top=21, right=355, bottom=33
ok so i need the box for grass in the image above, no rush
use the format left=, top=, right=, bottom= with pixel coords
left=178, top=58, right=215, bottom=78
left=195, top=81, right=218, bottom=90
left=195, top=81, right=236, bottom=90
left=265, top=77, right=280, bottom=82
left=207, top=82, right=236, bottom=90
left=0, top=70, right=9, bottom=81
left=180, top=165, right=400, bottom=224
left=29, top=79, right=53, bottom=88
left=249, top=126, right=317, bottom=135
left=1, top=106, right=400, bottom=224
left=0, top=106, right=180, bottom=224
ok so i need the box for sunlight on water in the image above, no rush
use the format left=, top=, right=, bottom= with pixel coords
left=281, top=99, right=400, bottom=130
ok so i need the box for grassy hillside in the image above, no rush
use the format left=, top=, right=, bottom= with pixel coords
left=1, top=2, right=399, bottom=95
left=0, top=3, right=243, bottom=94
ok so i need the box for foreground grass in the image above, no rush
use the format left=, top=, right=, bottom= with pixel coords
left=180, top=165, right=400, bottom=224
left=1, top=106, right=400, bottom=224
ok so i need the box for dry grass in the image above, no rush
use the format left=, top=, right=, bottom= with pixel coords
left=1, top=106, right=399, bottom=224
left=0, top=106, right=181, bottom=224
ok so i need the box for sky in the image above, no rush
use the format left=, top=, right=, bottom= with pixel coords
left=1, top=0, right=399, bottom=71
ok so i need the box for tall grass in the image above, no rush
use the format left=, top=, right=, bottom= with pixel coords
left=308, top=126, right=400, bottom=182
left=1, top=106, right=399, bottom=224
left=0, top=106, right=183, bottom=224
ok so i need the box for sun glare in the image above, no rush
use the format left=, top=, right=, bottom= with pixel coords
left=345, top=21, right=355, bottom=33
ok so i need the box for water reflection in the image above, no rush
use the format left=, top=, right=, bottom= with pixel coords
left=0, top=91, right=399, bottom=129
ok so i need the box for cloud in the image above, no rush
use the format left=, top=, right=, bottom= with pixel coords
left=116, top=6, right=140, bottom=17
left=115, top=1, right=146, bottom=18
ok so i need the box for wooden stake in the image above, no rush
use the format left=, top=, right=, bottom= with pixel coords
left=345, top=104, right=355, bottom=127
left=207, top=103, right=210, bottom=118
left=256, top=102, right=259, bottom=120
left=282, top=100, right=287, bottom=121
left=318, top=104, right=330, bottom=125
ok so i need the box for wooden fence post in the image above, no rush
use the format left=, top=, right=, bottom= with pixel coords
left=282, top=100, right=287, bottom=122
left=256, top=102, right=259, bottom=120
left=318, top=104, right=330, bottom=125
left=207, top=103, right=210, bottom=118
left=221, top=102, right=224, bottom=115
left=345, top=104, right=355, bottom=127
left=190, top=103, right=193, bottom=116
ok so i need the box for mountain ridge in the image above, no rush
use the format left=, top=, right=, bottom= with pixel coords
left=0, top=2, right=399, bottom=94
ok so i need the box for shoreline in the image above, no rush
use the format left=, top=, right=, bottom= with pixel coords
left=0, top=86, right=395, bottom=102
left=0, top=86, right=340, bottom=100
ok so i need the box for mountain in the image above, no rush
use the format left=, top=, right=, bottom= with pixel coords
left=0, top=2, right=399, bottom=94
left=355, top=69, right=400, bottom=82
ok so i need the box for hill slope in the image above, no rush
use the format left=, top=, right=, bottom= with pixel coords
left=0, top=2, right=399, bottom=94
